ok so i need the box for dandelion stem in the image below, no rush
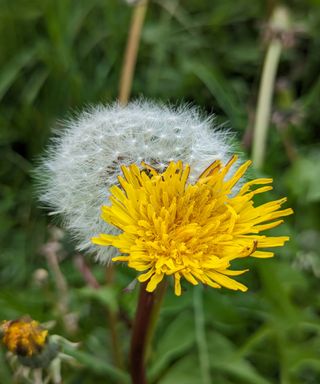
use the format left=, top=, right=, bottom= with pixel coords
left=119, top=0, right=149, bottom=105
left=116, top=25, right=149, bottom=377
left=74, top=254, right=100, bottom=289
left=33, top=369, right=43, bottom=384
left=45, top=248, right=69, bottom=317
left=130, top=280, right=167, bottom=384
left=252, top=39, right=282, bottom=169
left=193, top=286, right=211, bottom=384
left=42, top=235, right=72, bottom=332
left=252, top=6, right=291, bottom=169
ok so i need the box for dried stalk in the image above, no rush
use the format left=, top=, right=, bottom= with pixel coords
left=119, top=0, right=149, bottom=105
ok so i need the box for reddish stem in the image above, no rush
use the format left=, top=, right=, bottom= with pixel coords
left=130, top=283, right=155, bottom=384
left=130, top=280, right=167, bottom=384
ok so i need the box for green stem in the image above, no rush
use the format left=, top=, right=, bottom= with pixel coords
left=252, top=6, right=291, bottom=169
left=130, top=280, right=167, bottom=384
left=252, top=39, right=282, bottom=169
left=193, top=285, right=211, bottom=384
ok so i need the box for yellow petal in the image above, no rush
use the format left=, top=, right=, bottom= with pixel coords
left=206, top=271, right=248, bottom=291
left=174, top=273, right=182, bottom=296
left=146, top=273, right=164, bottom=292
left=251, top=251, right=274, bottom=258
left=138, top=268, right=155, bottom=283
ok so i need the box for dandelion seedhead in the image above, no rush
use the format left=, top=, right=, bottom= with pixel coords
left=37, top=100, right=233, bottom=262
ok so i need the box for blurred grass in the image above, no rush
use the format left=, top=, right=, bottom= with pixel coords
left=1, top=0, right=320, bottom=383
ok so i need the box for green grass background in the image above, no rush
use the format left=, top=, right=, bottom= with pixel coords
left=1, top=0, right=320, bottom=383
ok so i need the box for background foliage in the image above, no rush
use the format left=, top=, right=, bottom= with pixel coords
left=1, top=0, right=320, bottom=383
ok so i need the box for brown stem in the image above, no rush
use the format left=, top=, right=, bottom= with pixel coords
left=74, top=254, right=100, bottom=289
left=118, top=0, right=149, bottom=105
left=130, top=280, right=167, bottom=384
left=130, top=283, right=154, bottom=384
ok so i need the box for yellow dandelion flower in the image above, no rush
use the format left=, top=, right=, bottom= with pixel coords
left=92, top=156, right=293, bottom=296
left=1, top=317, right=48, bottom=357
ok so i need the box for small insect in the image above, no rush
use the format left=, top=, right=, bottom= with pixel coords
left=242, top=240, right=258, bottom=257
left=140, top=168, right=153, bottom=179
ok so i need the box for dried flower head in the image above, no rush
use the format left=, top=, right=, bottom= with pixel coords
left=37, top=100, right=232, bottom=262
left=1, top=317, right=48, bottom=357
left=92, top=157, right=293, bottom=295
left=1, top=317, right=79, bottom=382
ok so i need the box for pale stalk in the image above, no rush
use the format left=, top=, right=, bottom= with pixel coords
left=33, top=369, right=43, bottom=384
left=252, top=6, right=291, bottom=169
left=42, top=239, right=73, bottom=333
left=252, top=40, right=282, bottom=169
left=119, top=0, right=149, bottom=105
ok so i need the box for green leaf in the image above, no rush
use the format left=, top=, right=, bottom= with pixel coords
left=158, top=355, right=203, bottom=384
left=186, top=61, right=245, bottom=129
left=149, top=310, right=195, bottom=381
left=214, top=360, right=271, bottom=384
left=63, top=347, right=130, bottom=383
left=0, top=47, right=38, bottom=101
left=76, top=286, right=118, bottom=313
left=21, top=68, right=49, bottom=105
left=207, top=332, right=271, bottom=384
left=285, top=152, right=320, bottom=203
